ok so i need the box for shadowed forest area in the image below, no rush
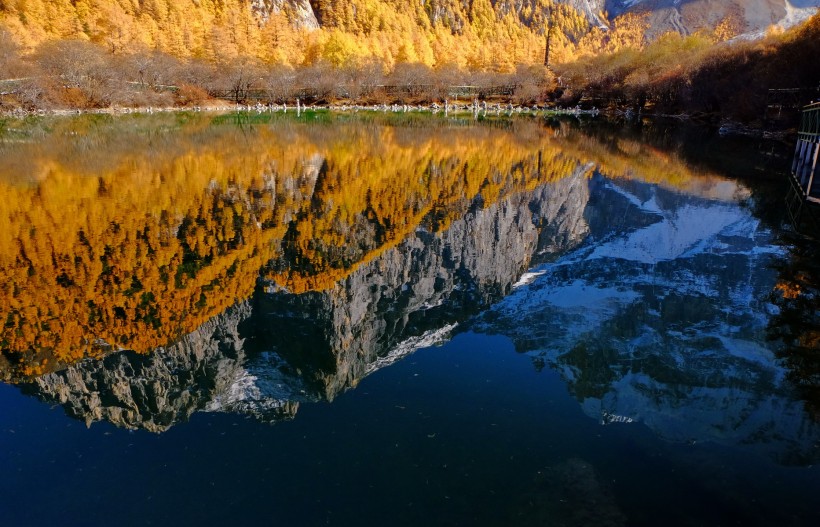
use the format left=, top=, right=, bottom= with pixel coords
left=561, top=13, right=820, bottom=125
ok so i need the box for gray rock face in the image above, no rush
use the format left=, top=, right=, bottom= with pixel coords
left=27, top=301, right=309, bottom=432
left=564, top=0, right=609, bottom=27
left=251, top=0, right=320, bottom=29
left=26, top=168, right=592, bottom=431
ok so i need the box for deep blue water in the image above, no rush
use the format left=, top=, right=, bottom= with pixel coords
left=3, top=331, right=820, bottom=526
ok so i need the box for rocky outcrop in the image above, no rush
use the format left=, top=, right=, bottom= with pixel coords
left=565, top=0, right=609, bottom=28
left=26, top=302, right=310, bottom=432
left=252, top=0, right=320, bottom=29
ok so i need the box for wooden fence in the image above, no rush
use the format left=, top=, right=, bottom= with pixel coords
left=792, top=101, right=820, bottom=202
left=786, top=101, right=820, bottom=229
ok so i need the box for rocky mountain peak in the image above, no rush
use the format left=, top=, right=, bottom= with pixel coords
left=264, top=0, right=819, bottom=36
left=604, top=0, right=820, bottom=36
left=251, top=0, right=320, bottom=28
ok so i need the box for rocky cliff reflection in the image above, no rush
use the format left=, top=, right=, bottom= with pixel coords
left=23, top=169, right=591, bottom=431
left=2, top=113, right=818, bottom=464
left=0, top=113, right=587, bottom=378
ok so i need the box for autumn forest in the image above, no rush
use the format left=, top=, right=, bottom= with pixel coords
left=0, top=1, right=819, bottom=124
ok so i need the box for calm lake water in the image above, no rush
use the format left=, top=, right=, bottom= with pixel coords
left=0, top=112, right=818, bottom=526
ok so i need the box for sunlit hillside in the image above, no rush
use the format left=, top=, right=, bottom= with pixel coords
left=0, top=0, right=593, bottom=68
left=2, top=1, right=818, bottom=124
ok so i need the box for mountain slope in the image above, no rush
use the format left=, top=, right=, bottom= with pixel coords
left=0, top=0, right=817, bottom=74
left=607, top=0, right=820, bottom=36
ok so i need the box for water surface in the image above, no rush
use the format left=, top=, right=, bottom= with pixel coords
left=0, top=112, right=818, bottom=526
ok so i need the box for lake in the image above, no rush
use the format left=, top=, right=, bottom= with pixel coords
left=0, top=111, right=818, bottom=526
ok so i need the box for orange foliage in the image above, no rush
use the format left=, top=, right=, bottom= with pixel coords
left=0, top=0, right=588, bottom=71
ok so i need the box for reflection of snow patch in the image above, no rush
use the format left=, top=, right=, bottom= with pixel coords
left=604, top=181, right=663, bottom=215
left=589, top=204, right=747, bottom=264
left=365, top=324, right=457, bottom=375
left=204, top=352, right=311, bottom=413
left=513, top=270, right=547, bottom=288
left=541, top=280, right=640, bottom=310
left=204, top=370, right=262, bottom=412
left=716, top=336, right=777, bottom=366
left=420, top=298, right=445, bottom=310
left=601, top=411, right=635, bottom=425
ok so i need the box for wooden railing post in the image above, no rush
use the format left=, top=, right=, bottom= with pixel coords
left=806, top=141, right=820, bottom=199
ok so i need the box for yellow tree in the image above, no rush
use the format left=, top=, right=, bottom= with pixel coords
left=577, top=12, right=648, bottom=57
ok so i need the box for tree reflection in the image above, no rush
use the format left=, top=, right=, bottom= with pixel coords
left=0, top=113, right=587, bottom=378
left=769, top=237, right=820, bottom=419
left=22, top=168, right=592, bottom=430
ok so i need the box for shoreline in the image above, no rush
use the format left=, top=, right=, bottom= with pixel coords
left=0, top=101, right=602, bottom=119
left=0, top=102, right=796, bottom=140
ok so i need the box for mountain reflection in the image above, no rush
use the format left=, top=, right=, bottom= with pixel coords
left=1, top=112, right=817, bottom=463
left=22, top=166, right=591, bottom=431
left=0, top=113, right=589, bottom=378
left=1, top=112, right=716, bottom=379
left=471, top=174, right=820, bottom=465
